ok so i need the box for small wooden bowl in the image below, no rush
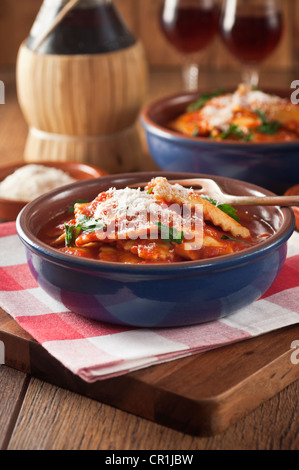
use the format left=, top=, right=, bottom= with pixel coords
left=0, top=161, right=107, bottom=221
left=284, top=184, right=299, bottom=231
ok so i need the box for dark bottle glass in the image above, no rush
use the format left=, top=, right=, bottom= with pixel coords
left=26, top=0, right=136, bottom=55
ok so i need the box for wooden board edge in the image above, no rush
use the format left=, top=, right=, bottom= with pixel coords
left=0, top=329, right=31, bottom=373
left=150, top=348, right=299, bottom=436
left=22, top=331, right=299, bottom=436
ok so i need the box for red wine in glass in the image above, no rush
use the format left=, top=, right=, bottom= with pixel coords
left=160, top=0, right=219, bottom=90
left=160, top=3, right=219, bottom=54
left=219, top=0, right=283, bottom=86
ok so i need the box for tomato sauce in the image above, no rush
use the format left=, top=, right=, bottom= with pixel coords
left=38, top=205, right=274, bottom=264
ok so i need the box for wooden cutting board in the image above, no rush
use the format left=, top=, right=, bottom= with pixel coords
left=1, top=306, right=299, bottom=437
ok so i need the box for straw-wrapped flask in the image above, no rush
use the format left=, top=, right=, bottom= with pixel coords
left=16, top=0, right=148, bottom=173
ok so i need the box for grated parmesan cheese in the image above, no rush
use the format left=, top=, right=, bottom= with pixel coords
left=0, top=164, right=76, bottom=202
left=93, top=187, right=166, bottom=233
left=233, top=89, right=283, bottom=109
left=89, top=184, right=201, bottom=241
left=200, top=85, right=285, bottom=131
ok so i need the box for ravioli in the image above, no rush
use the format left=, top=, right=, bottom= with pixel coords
left=169, top=84, right=299, bottom=142
left=38, top=177, right=270, bottom=264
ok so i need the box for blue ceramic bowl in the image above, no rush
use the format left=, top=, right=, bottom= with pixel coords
left=16, top=172, right=295, bottom=328
left=140, top=91, right=299, bottom=194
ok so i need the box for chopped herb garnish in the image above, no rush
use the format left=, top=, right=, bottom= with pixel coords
left=64, top=223, right=75, bottom=247
left=156, top=222, right=184, bottom=244
left=191, top=127, right=199, bottom=137
left=255, top=109, right=281, bottom=134
left=221, top=235, right=252, bottom=245
left=67, top=200, right=88, bottom=213
left=147, top=187, right=153, bottom=194
left=217, top=203, right=239, bottom=222
left=187, top=88, right=226, bottom=112
left=219, top=124, right=253, bottom=142
left=201, top=197, right=240, bottom=223
left=64, top=215, right=106, bottom=245
left=76, top=214, right=105, bottom=233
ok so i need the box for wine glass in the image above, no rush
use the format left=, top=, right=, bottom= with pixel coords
left=160, top=0, right=219, bottom=91
left=219, top=0, right=283, bottom=87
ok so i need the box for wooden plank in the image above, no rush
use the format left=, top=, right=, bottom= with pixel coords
left=292, top=0, right=299, bottom=71
left=1, top=308, right=299, bottom=437
left=0, top=308, right=31, bottom=373
left=0, top=0, right=40, bottom=66
left=0, top=70, right=28, bottom=165
left=7, top=378, right=109, bottom=450
left=6, top=376, right=299, bottom=450
left=270, top=0, right=293, bottom=68
left=0, top=366, right=29, bottom=449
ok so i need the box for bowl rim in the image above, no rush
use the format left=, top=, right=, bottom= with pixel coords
left=140, top=90, right=299, bottom=148
left=16, top=171, right=295, bottom=274
left=0, top=160, right=107, bottom=205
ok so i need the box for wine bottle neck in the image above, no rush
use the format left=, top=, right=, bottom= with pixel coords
left=27, top=0, right=136, bottom=55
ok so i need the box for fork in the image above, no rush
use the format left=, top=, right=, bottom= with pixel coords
left=132, top=178, right=299, bottom=206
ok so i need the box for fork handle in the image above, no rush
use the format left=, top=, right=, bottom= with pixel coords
left=211, top=195, right=299, bottom=206
left=129, top=181, right=299, bottom=206
left=164, top=179, right=299, bottom=206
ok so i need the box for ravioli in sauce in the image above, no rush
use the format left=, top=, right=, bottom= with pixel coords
left=38, top=177, right=274, bottom=264
left=169, top=84, right=299, bottom=143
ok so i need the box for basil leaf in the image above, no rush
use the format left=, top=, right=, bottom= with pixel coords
left=221, top=235, right=252, bottom=245
left=156, top=222, right=184, bottom=244
left=201, top=197, right=240, bottom=223
left=217, top=203, right=239, bottom=222
left=76, top=214, right=105, bottom=233
left=255, top=109, right=281, bottom=135
left=64, top=223, right=74, bottom=247
left=219, top=124, right=253, bottom=142
left=187, top=88, right=226, bottom=112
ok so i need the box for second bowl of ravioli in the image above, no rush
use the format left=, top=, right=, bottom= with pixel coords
left=141, top=85, right=299, bottom=194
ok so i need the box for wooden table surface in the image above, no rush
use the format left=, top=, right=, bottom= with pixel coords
left=0, top=66, right=298, bottom=450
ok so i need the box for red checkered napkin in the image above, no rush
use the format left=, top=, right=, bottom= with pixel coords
left=0, top=222, right=298, bottom=382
